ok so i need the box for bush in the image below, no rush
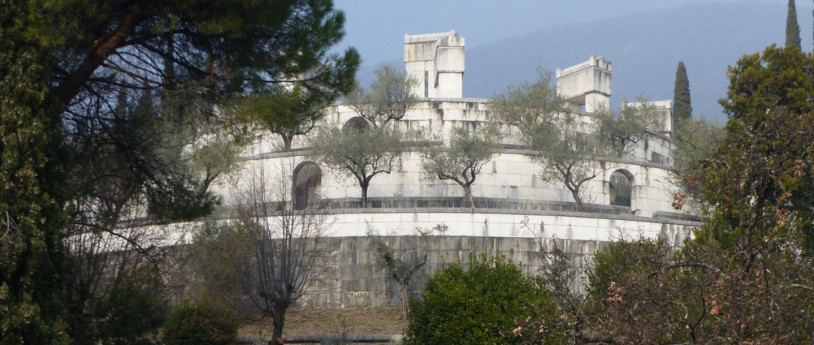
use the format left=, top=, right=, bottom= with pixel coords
left=162, top=300, right=238, bottom=345
left=93, top=265, right=167, bottom=345
left=404, top=254, right=563, bottom=345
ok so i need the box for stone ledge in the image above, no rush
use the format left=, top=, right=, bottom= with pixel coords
left=213, top=197, right=702, bottom=227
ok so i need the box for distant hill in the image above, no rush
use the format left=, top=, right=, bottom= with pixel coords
left=358, top=2, right=810, bottom=123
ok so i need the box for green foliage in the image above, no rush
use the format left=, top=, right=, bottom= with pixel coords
left=489, top=70, right=564, bottom=130
left=347, top=64, right=419, bottom=127
left=3, top=0, right=358, bottom=343
left=421, top=125, right=499, bottom=208
left=404, top=255, right=564, bottom=345
left=672, top=61, right=692, bottom=124
left=708, top=45, right=814, bottom=257
left=234, top=49, right=360, bottom=150
left=588, top=239, right=676, bottom=304
left=721, top=45, right=814, bottom=117
left=490, top=71, right=598, bottom=211
left=0, top=2, right=68, bottom=344
left=670, top=118, right=724, bottom=209
left=587, top=238, right=713, bottom=344
left=162, top=300, right=238, bottom=345
left=93, top=266, right=167, bottom=345
left=309, top=123, right=408, bottom=207
left=491, top=71, right=653, bottom=211
left=787, top=0, right=802, bottom=49
left=190, top=221, right=251, bottom=305
left=576, top=44, right=814, bottom=345
left=598, top=97, right=661, bottom=153
left=586, top=235, right=814, bottom=344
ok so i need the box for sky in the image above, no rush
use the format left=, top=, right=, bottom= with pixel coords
left=332, top=0, right=782, bottom=65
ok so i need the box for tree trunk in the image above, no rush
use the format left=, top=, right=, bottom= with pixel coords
left=569, top=187, right=585, bottom=212
left=360, top=182, right=369, bottom=208
left=397, top=282, right=409, bottom=320
left=272, top=307, right=287, bottom=344
left=463, top=186, right=475, bottom=208
left=58, top=3, right=147, bottom=105
left=282, top=135, right=293, bottom=151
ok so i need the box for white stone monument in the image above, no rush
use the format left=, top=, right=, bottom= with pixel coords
left=404, top=30, right=465, bottom=99
left=556, top=56, right=612, bottom=113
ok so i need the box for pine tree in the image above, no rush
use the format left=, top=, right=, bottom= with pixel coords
left=673, top=61, right=692, bottom=126
left=787, top=0, right=802, bottom=49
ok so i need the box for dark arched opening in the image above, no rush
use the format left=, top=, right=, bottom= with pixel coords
left=293, top=161, right=322, bottom=210
left=342, top=116, right=370, bottom=133
left=609, top=170, right=633, bottom=207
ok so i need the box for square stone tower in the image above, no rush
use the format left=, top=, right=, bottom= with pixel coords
left=404, top=30, right=465, bottom=99
left=556, top=56, right=612, bottom=113
left=623, top=99, right=674, bottom=136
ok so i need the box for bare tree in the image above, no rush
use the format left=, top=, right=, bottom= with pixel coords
left=232, top=164, right=327, bottom=343
left=522, top=217, right=607, bottom=345
left=421, top=124, right=498, bottom=208
left=366, top=224, right=446, bottom=319
left=64, top=217, right=172, bottom=345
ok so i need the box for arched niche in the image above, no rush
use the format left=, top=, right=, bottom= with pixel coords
left=342, top=116, right=370, bottom=132
left=609, top=169, right=633, bottom=207
left=293, top=161, right=322, bottom=210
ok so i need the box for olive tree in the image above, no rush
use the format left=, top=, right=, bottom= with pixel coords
left=347, top=64, right=419, bottom=128
left=309, top=121, right=408, bottom=208
left=421, top=124, right=498, bottom=208
left=309, top=64, right=418, bottom=208
left=491, top=71, right=653, bottom=211
left=670, top=118, right=724, bottom=210
left=490, top=72, right=602, bottom=211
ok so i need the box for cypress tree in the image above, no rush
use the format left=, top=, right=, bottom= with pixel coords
left=787, top=0, right=802, bottom=49
left=673, top=61, right=692, bottom=126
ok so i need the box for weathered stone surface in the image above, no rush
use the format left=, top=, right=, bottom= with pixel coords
left=295, top=234, right=673, bottom=308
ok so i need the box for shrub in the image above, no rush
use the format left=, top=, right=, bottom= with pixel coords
left=404, top=254, right=563, bottom=345
left=162, top=300, right=238, bottom=345
left=93, top=265, right=167, bottom=345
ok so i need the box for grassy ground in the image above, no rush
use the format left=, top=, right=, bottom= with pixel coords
left=239, top=307, right=405, bottom=338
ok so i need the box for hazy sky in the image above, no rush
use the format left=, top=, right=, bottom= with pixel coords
left=333, top=0, right=784, bottom=65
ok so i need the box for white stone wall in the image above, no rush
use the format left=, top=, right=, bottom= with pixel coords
left=404, top=30, right=465, bottom=98
left=219, top=98, right=681, bottom=219
left=323, top=210, right=692, bottom=244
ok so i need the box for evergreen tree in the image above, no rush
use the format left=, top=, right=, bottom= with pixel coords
left=0, top=0, right=358, bottom=343
left=0, top=2, right=68, bottom=344
left=787, top=0, right=802, bottom=49
left=672, top=61, right=692, bottom=126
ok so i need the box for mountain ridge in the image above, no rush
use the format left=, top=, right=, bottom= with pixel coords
left=357, top=2, right=810, bottom=123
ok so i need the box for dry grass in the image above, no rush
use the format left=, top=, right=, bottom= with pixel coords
left=238, top=307, right=405, bottom=338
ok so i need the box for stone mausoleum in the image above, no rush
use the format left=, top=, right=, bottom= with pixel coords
left=205, top=30, right=698, bottom=308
